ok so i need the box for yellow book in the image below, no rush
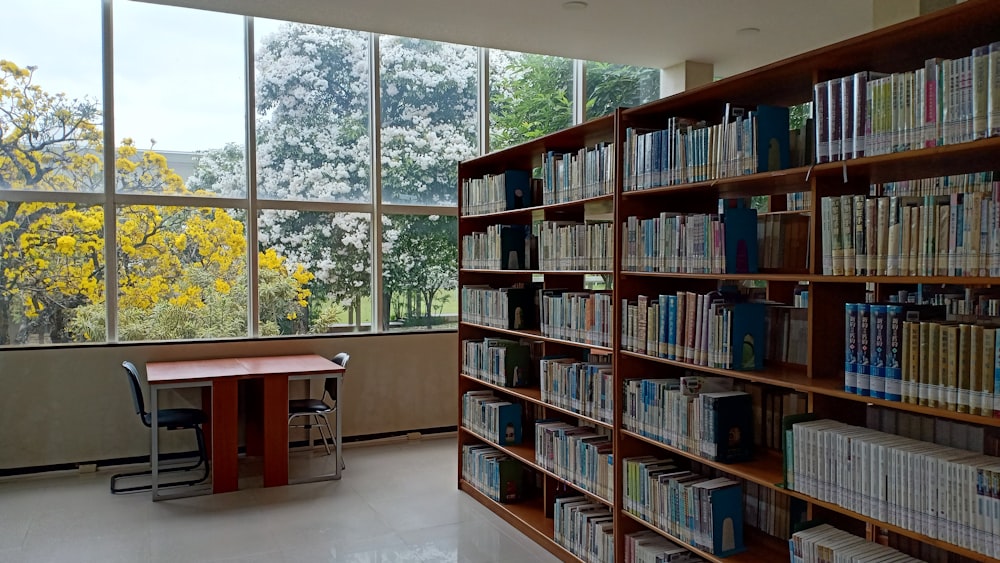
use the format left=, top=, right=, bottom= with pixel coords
left=985, top=327, right=997, bottom=417
left=905, top=321, right=920, bottom=405
left=969, top=324, right=984, bottom=416
left=943, top=323, right=959, bottom=411
left=924, top=322, right=937, bottom=408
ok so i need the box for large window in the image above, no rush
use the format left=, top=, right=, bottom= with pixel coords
left=0, top=1, right=663, bottom=347
left=0, top=0, right=104, bottom=345
left=585, top=62, right=661, bottom=120
left=489, top=51, right=574, bottom=151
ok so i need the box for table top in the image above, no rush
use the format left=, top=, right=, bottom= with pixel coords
left=146, top=354, right=344, bottom=384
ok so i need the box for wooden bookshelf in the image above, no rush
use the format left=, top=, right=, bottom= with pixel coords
left=459, top=2, right=1000, bottom=561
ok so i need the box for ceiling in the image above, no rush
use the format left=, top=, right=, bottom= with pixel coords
left=137, top=0, right=875, bottom=78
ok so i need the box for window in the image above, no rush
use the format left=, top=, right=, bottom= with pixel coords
left=0, top=0, right=104, bottom=346
left=585, top=61, right=660, bottom=120
left=489, top=51, right=574, bottom=151
left=382, top=214, right=458, bottom=331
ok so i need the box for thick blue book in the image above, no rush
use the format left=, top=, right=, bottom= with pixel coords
left=705, top=481, right=746, bottom=556
left=667, top=294, right=678, bottom=360
left=502, top=170, right=532, bottom=210
left=869, top=304, right=888, bottom=400
left=755, top=105, right=790, bottom=172
left=857, top=303, right=871, bottom=396
left=729, top=302, right=766, bottom=371
left=844, top=303, right=859, bottom=393
left=722, top=206, right=759, bottom=274
left=885, top=304, right=904, bottom=401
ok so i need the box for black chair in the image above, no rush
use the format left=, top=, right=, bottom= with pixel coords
left=110, top=361, right=210, bottom=494
left=288, top=352, right=349, bottom=463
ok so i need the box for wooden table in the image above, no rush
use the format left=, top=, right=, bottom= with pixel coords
left=145, top=354, right=345, bottom=500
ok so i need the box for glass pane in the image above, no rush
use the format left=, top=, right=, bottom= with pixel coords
left=379, top=37, right=478, bottom=206
left=382, top=214, right=457, bottom=332
left=254, top=20, right=371, bottom=203
left=0, top=0, right=103, bottom=193
left=585, top=61, right=660, bottom=120
left=258, top=210, right=372, bottom=335
left=117, top=205, right=248, bottom=341
left=489, top=51, right=574, bottom=152
left=0, top=201, right=106, bottom=346
left=113, top=2, right=246, bottom=197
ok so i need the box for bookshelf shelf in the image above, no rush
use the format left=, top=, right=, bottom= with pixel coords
left=460, top=373, right=614, bottom=430
left=460, top=321, right=614, bottom=353
left=619, top=350, right=816, bottom=393
left=459, top=481, right=586, bottom=563
left=620, top=510, right=790, bottom=563
left=460, top=427, right=613, bottom=507
left=461, top=269, right=614, bottom=276
left=621, top=429, right=785, bottom=490
left=459, top=2, right=1000, bottom=561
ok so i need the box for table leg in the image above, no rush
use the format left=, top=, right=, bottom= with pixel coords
left=335, top=374, right=342, bottom=479
left=151, top=385, right=159, bottom=498
left=263, top=375, right=289, bottom=487
left=212, top=379, right=240, bottom=494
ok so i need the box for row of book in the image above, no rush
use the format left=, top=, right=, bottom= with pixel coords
left=539, top=356, right=614, bottom=424
left=820, top=189, right=1000, bottom=277
left=461, top=225, right=536, bottom=270
left=535, top=421, right=613, bottom=501
left=537, top=220, right=613, bottom=271
left=813, top=43, right=1000, bottom=164
left=553, top=495, right=615, bottom=563
left=621, top=291, right=765, bottom=371
left=746, top=385, right=809, bottom=451
left=461, top=337, right=532, bottom=387
left=624, top=530, right=704, bottom=563
left=787, top=418, right=1000, bottom=558
left=622, top=456, right=745, bottom=557
left=461, top=390, right=523, bottom=446
left=871, top=171, right=997, bottom=198
left=785, top=191, right=812, bottom=212
left=865, top=404, right=996, bottom=456
left=744, top=480, right=806, bottom=541
left=757, top=213, right=810, bottom=271
left=461, top=444, right=523, bottom=503
left=844, top=302, right=1000, bottom=416
left=539, top=290, right=613, bottom=348
left=622, top=376, right=754, bottom=463
left=623, top=105, right=790, bottom=191
left=620, top=207, right=759, bottom=274
left=460, top=285, right=535, bottom=330
left=461, top=169, right=532, bottom=216
left=765, top=306, right=808, bottom=365
left=541, top=143, right=616, bottom=206
left=789, top=524, right=926, bottom=563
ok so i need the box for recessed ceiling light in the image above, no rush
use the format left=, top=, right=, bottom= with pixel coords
left=562, top=1, right=589, bottom=10
left=737, top=27, right=761, bottom=36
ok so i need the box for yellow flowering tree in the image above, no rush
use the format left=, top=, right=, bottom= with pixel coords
left=1, top=60, right=314, bottom=344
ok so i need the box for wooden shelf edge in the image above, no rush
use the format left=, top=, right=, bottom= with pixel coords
left=811, top=379, right=1000, bottom=428
left=620, top=429, right=785, bottom=489
left=619, top=351, right=816, bottom=392
left=619, top=165, right=813, bottom=199
left=459, top=373, right=614, bottom=430
left=461, top=269, right=614, bottom=275
left=781, top=487, right=994, bottom=562
left=459, top=427, right=613, bottom=507
left=460, top=193, right=614, bottom=221
left=621, top=271, right=811, bottom=282
left=459, top=481, right=585, bottom=563
left=460, top=322, right=613, bottom=353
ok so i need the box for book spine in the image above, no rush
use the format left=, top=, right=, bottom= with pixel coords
left=845, top=303, right=859, bottom=393
left=815, top=81, right=830, bottom=163
left=885, top=304, right=903, bottom=402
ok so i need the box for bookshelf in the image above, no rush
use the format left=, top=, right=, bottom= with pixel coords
left=457, top=2, right=1000, bottom=561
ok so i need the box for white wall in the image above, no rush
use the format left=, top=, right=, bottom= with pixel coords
left=0, top=332, right=457, bottom=470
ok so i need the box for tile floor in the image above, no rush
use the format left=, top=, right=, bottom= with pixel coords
left=0, top=436, right=561, bottom=563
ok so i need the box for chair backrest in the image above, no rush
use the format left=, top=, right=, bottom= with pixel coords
left=325, top=353, right=350, bottom=399
left=122, top=361, right=147, bottom=421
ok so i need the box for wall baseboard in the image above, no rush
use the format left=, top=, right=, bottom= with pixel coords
left=0, top=425, right=458, bottom=478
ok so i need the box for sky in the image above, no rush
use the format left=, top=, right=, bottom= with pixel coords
left=0, top=0, right=283, bottom=153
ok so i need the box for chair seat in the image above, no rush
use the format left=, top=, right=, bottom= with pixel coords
left=142, top=408, right=207, bottom=429
left=288, top=398, right=336, bottom=414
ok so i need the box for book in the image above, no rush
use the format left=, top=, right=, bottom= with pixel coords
left=755, top=105, right=790, bottom=172
left=702, top=391, right=754, bottom=463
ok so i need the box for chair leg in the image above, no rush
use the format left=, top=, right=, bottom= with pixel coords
left=315, top=415, right=332, bottom=456
left=110, top=426, right=210, bottom=494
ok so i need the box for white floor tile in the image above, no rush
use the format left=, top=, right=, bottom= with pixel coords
left=0, top=437, right=563, bottom=563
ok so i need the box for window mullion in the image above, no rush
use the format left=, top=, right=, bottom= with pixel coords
left=245, top=15, right=260, bottom=338
left=370, top=33, right=384, bottom=333
left=101, top=0, right=119, bottom=344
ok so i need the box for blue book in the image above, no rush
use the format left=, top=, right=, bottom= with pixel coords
left=492, top=402, right=523, bottom=446
left=705, top=481, right=746, bottom=556
left=722, top=206, right=759, bottom=274
left=729, top=302, right=766, bottom=371
left=658, top=294, right=669, bottom=358
left=844, top=303, right=859, bottom=393
left=857, top=304, right=871, bottom=396
left=755, top=105, right=790, bottom=172
left=869, top=304, right=888, bottom=400
left=885, top=304, right=904, bottom=401
left=501, top=170, right=531, bottom=210
left=667, top=294, right=678, bottom=360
